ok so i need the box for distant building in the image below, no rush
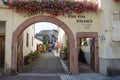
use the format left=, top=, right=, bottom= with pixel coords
left=36, top=29, right=58, bottom=45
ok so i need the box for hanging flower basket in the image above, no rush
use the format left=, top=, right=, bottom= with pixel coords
left=4, top=1, right=98, bottom=16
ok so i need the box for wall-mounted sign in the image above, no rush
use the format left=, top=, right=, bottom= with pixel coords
left=68, top=15, right=93, bottom=29
left=68, top=15, right=93, bottom=24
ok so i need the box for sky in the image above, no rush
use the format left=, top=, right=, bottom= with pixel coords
left=35, top=22, right=58, bottom=34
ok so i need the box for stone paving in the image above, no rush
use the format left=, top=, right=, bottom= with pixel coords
left=60, top=73, right=120, bottom=80
left=1, top=73, right=120, bottom=80
left=21, top=51, right=65, bottom=74
left=60, top=73, right=107, bottom=80
left=0, top=51, right=120, bottom=80
left=0, top=75, right=60, bottom=80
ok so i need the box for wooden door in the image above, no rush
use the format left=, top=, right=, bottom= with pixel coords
left=17, top=35, right=23, bottom=72
left=0, top=36, right=5, bottom=67
left=90, top=38, right=95, bottom=72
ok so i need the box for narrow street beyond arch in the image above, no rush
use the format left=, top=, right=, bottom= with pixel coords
left=20, top=51, right=65, bottom=74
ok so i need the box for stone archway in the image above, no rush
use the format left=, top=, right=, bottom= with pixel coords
left=11, top=15, right=79, bottom=74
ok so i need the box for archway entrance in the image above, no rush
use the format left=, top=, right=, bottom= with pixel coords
left=77, top=32, right=99, bottom=73
left=11, top=15, right=79, bottom=74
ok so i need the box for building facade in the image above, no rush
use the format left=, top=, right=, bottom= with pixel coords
left=0, top=0, right=120, bottom=76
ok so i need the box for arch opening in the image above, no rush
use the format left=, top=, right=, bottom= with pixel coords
left=11, top=15, right=79, bottom=74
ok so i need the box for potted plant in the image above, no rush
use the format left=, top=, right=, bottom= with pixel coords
left=61, top=46, right=67, bottom=59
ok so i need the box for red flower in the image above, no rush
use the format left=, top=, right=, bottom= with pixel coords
left=6, top=0, right=98, bottom=16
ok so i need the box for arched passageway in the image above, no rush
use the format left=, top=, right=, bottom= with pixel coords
left=76, top=32, right=99, bottom=73
left=11, top=15, right=79, bottom=74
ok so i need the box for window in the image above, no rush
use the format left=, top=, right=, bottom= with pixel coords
left=26, top=33, right=29, bottom=47
left=32, top=36, right=33, bottom=46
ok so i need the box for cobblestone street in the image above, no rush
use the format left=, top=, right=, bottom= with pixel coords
left=1, top=73, right=120, bottom=80
left=21, top=51, right=65, bottom=74
left=0, top=51, right=120, bottom=80
left=0, top=75, right=60, bottom=80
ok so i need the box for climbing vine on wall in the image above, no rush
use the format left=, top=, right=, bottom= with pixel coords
left=3, top=0, right=98, bottom=16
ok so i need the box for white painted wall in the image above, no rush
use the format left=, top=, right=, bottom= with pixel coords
left=99, top=0, right=120, bottom=58
left=58, top=27, right=67, bottom=48
left=1, top=0, right=118, bottom=67
left=98, top=0, right=120, bottom=75
left=23, top=24, right=35, bottom=57
left=0, top=8, right=14, bottom=70
left=23, top=24, right=43, bottom=57
left=0, top=7, right=99, bottom=71
left=0, top=0, right=119, bottom=75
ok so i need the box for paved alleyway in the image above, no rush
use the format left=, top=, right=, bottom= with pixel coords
left=1, top=73, right=120, bottom=80
left=0, top=75, right=60, bottom=80
left=0, top=51, right=120, bottom=80
left=21, top=51, right=65, bottom=74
